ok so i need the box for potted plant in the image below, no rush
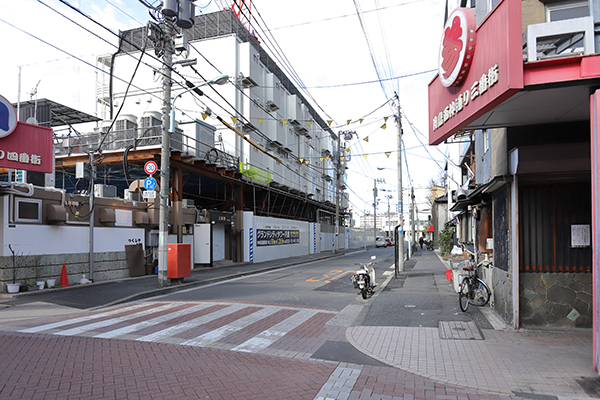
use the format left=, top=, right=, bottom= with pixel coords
left=35, top=263, right=45, bottom=290
left=6, top=245, right=21, bottom=293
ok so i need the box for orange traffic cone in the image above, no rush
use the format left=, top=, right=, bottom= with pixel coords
left=59, top=263, right=69, bottom=286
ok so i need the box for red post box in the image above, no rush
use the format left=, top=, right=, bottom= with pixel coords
left=167, top=243, right=191, bottom=279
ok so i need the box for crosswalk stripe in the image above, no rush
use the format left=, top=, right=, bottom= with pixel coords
left=19, top=302, right=157, bottom=334
left=232, top=308, right=319, bottom=353
left=93, top=303, right=214, bottom=339
left=54, top=303, right=176, bottom=336
left=181, top=306, right=279, bottom=348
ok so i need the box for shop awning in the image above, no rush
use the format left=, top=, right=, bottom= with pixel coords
left=427, top=225, right=434, bottom=233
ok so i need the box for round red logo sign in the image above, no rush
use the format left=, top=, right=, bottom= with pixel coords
left=438, top=8, right=477, bottom=88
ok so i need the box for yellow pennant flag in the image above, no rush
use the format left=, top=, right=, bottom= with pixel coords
left=359, top=119, right=364, bottom=124
left=385, top=152, right=391, bottom=158
left=304, top=160, right=309, bottom=165
left=320, top=157, right=324, bottom=162
left=282, top=120, right=288, bottom=126
left=347, top=119, right=352, bottom=125
left=340, top=156, right=345, bottom=161
left=384, top=117, right=389, bottom=122
left=231, top=117, right=238, bottom=123
left=381, top=123, right=387, bottom=130
left=362, top=154, right=368, bottom=159
left=326, top=155, right=330, bottom=161
left=299, top=158, right=304, bottom=163
left=363, top=136, right=369, bottom=142
left=327, top=120, right=333, bottom=126
left=201, top=113, right=209, bottom=120
left=258, top=118, right=264, bottom=125
left=345, top=147, right=350, bottom=152
left=306, top=121, right=312, bottom=127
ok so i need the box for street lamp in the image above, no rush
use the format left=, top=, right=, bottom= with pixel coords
left=158, top=74, right=229, bottom=287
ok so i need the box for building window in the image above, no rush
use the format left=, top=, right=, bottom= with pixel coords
left=484, top=129, right=490, bottom=154
left=546, top=1, right=589, bottom=22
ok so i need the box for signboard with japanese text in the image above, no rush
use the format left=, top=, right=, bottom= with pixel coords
left=0, top=121, right=53, bottom=173
left=428, top=0, right=523, bottom=145
left=256, top=228, right=300, bottom=246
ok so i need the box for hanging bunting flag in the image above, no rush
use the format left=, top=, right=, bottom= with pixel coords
left=304, top=160, right=309, bottom=165
left=362, top=154, right=368, bottom=159
left=340, top=156, right=345, bottom=161
left=345, top=147, right=350, bottom=152
left=347, top=120, right=352, bottom=125
left=282, top=120, right=288, bottom=126
left=385, top=152, right=391, bottom=158
left=306, top=121, right=312, bottom=127
left=299, top=158, right=304, bottom=163
left=363, top=136, right=369, bottom=142
left=327, top=120, right=333, bottom=126
left=201, top=113, right=209, bottom=120
left=258, top=118, right=264, bottom=125
left=320, top=157, right=324, bottom=162
left=384, top=117, right=389, bottom=122
left=326, top=155, right=330, bottom=161
left=359, top=119, right=364, bottom=124
left=231, top=117, right=238, bottom=123
left=381, top=123, right=387, bottom=129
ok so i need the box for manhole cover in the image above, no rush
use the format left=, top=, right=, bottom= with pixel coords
left=439, top=321, right=484, bottom=340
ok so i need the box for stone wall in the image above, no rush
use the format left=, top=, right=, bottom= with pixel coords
left=1, top=251, right=130, bottom=292
left=491, top=266, right=513, bottom=326
left=520, top=273, right=592, bottom=328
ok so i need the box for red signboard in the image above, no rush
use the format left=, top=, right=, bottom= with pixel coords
left=0, top=121, right=53, bottom=173
left=428, top=0, right=523, bottom=145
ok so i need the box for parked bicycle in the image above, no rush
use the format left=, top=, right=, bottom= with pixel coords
left=458, top=258, right=491, bottom=312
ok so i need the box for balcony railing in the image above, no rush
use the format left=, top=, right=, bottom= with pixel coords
left=523, top=16, right=595, bottom=62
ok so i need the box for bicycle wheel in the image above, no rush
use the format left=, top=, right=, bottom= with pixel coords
left=470, top=278, right=491, bottom=307
left=459, top=277, right=470, bottom=312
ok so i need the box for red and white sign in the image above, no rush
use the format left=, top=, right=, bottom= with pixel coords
left=428, top=0, right=524, bottom=145
left=144, top=160, right=158, bottom=175
left=0, top=95, right=18, bottom=139
left=439, top=8, right=477, bottom=88
left=0, top=121, right=53, bottom=173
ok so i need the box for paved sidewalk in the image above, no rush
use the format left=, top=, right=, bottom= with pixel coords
left=348, top=250, right=599, bottom=399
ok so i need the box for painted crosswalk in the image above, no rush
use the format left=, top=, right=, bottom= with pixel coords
left=18, top=300, right=341, bottom=357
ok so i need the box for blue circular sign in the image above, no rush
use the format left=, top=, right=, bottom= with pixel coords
left=0, top=94, right=17, bottom=138
left=144, top=176, right=157, bottom=190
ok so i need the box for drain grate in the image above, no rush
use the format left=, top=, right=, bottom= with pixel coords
left=439, top=320, right=484, bottom=340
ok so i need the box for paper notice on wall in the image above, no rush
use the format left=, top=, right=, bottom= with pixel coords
left=571, top=224, right=590, bottom=248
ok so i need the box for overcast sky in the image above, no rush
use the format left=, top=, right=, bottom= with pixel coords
left=0, top=0, right=448, bottom=216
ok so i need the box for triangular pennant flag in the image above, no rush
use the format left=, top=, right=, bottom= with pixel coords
left=320, top=157, right=324, bottom=162
left=385, top=152, right=391, bottom=158
left=327, top=120, right=333, bottom=126
left=306, top=121, right=311, bottom=127
left=347, top=120, right=352, bottom=125
left=258, top=118, right=264, bottom=125
left=359, top=119, right=364, bottom=124
left=345, top=147, right=350, bottom=152
left=304, top=160, right=309, bottom=165
left=326, top=155, right=330, bottom=161
left=299, top=158, right=304, bottom=163
left=201, top=113, right=209, bottom=120
left=381, top=124, right=387, bottom=129
left=231, top=117, right=238, bottom=123
left=282, top=120, right=288, bottom=126
left=363, top=136, right=369, bottom=142
left=384, top=117, right=389, bottom=122
left=340, top=156, right=345, bottom=161
left=362, top=154, right=368, bottom=159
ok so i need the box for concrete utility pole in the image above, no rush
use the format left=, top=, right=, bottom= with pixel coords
left=158, top=19, right=174, bottom=288
left=396, top=94, right=404, bottom=272
left=334, top=131, right=341, bottom=254
left=373, top=179, right=377, bottom=243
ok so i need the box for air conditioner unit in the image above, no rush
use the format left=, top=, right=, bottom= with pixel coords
left=94, top=184, right=117, bottom=198
left=182, top=199, right=195, bottom=208
left=266, top=100, right=279, bottom=111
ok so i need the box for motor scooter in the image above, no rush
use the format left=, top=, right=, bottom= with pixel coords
left=351, top=256, right=377, bottom=299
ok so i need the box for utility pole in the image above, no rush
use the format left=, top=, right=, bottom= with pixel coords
left=158, top=18, right=174, bottom=288
left=334, top=131, right=341, bottom=254
left=396, top=94, right=405, bottom=272
left=373, top=179, right=377, bottom=243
